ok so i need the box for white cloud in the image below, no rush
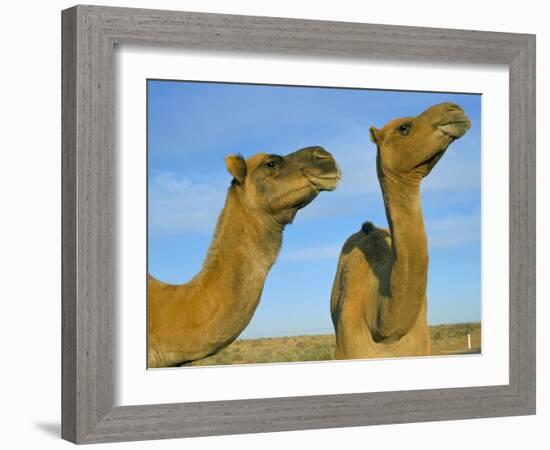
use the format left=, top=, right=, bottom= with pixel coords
left=148, top=172, right=227, bottom=234
left=280, top=244, right=343, bottom=262
left=422, top=147, right=481, bottom=192
left=294, top=140, right=481, bottom=225
left=332, top=140, right=481, bottom=196
left=280, top=211, right=480, bottom=264
left=426, top=212, right=481, bottom=248
left=148, top=133, right=481, bottom=240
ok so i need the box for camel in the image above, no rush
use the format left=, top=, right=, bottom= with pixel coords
left=330, top=102, right=471, bottom=359
left=148, top=146, right=340, bottom=367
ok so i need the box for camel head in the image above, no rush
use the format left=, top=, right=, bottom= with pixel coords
left=370, top=102, right=471, bottom=180
left=225, top=146, right=341, bottom=225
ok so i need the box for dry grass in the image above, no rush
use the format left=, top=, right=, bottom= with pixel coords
left=190, top=322, right=481, bottom=367
left=429, top=322, right=481, bottom=356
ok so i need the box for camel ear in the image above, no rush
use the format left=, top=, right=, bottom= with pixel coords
left=369, top=127, right=381, bottom=144
left=225, top=154, right=247, bottom=183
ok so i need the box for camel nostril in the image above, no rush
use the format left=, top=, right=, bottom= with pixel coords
left=446, top=103, right=463, bottom=112
left=313, top=148, right=331, bottom=160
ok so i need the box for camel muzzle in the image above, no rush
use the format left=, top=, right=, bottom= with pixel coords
left=423, top=103, right=471, bottom=140
left=288, top=146, right=341, bottom=191
left=437, top=116, right=471, bottom=139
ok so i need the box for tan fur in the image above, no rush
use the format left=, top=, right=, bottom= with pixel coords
left=148, top=146, right=340, bottom=367
left=331, top=103, right=471, bottom=359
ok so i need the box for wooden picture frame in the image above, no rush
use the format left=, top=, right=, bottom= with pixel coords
left=61, top=4, right=536, bottom=444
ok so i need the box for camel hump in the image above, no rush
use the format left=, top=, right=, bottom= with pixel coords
left=361, top=221, right=375, bottom=235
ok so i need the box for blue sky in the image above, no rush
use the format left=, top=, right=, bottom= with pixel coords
left=147, top=80, right=481, bottom=338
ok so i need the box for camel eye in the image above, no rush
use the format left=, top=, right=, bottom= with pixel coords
left=397, top=122, right=412, bottom=136
left=264, top=159, right=278, bottom=168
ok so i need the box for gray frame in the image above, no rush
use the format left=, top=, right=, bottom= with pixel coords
left=61, top=4, right=536, bottom=444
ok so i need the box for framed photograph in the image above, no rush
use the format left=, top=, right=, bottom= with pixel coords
left=145, top=81, right=482, bottom=370
left=62, top=5, right=535, bottom=444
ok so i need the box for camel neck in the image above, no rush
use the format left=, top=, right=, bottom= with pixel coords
left=202, top=187, right=284, bottom=274
left=379, top=171, right=427, bottom=253
left=376, top=170, right=429, bottom=341
left=192, top=186, right=283, bottom=336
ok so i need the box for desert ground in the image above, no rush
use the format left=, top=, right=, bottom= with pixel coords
left=189, top=322, right=481, bottom=366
